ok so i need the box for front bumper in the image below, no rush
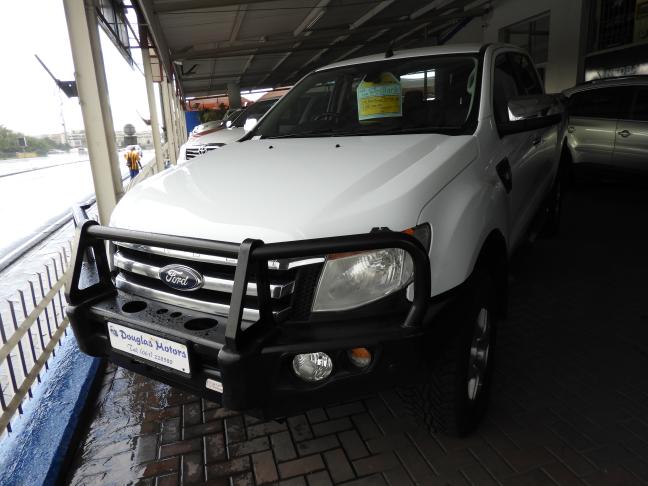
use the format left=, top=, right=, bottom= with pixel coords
left=66, top=220, right=447, bottom=418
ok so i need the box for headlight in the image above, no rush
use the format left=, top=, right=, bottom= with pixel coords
left=312, top=248, right=414, bottom=312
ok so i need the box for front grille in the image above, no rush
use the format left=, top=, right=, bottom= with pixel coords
left=185, top=143, right=224, bottom=160
left=113, top=242, right=321, bottom=325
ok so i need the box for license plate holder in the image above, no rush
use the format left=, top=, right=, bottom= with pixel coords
left=108, top=322, right=191, bottom=375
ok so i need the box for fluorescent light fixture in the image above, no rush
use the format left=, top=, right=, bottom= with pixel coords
left=401, top=70, right=436, bottom=80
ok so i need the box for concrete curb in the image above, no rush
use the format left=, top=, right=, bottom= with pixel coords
left=0, top=334, right=102, bottom=486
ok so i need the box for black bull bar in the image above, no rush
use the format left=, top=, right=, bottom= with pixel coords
left=65, top=219, right=431, bottom=411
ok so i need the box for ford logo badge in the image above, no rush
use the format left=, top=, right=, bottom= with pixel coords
left=159, top=265, right=204, bottom=291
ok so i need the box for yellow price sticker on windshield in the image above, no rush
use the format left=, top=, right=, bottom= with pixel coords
left=357, top=72, right=402, bottom=121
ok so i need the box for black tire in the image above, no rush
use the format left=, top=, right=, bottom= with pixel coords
left=402, top=270, right=498, bottom=437
left=542, top=151, right=572, bottom=237
left=541, top=169, right=563, bottom=237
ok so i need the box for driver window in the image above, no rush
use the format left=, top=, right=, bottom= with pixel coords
left=276, top=82, right=335, bottom=134
left=510, top=53, right=543, bottom=95
left=493, top=53, right=519, bottom=125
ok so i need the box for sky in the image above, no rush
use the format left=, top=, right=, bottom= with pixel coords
left=0, top=0, right=152, bottom=136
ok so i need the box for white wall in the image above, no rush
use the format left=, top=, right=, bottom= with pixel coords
left=446, top=0, right=587, bottom=92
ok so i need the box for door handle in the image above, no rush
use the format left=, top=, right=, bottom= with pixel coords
left=618, top=129, right=631, bottom=138
left=567, top=126, right=575, bottom=133
left=531, top=136, right=542, bottom=146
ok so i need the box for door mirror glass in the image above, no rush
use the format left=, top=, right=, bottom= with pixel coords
left=500, top=94, right=563, bottom=135
left=507, top=94, right=561, bottom=121
left=243, top=118, right=258, bottom=132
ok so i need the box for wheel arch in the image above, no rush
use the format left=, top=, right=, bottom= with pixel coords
left=473, top=229, right=508, bottom=317
left=561, top=132, right=576, bottom=165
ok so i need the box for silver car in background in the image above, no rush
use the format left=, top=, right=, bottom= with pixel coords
left=563, top=76, right=648, bottom=176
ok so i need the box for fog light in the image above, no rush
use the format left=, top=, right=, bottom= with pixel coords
left=348, top=347, right=372, bottom=368
left=292, top=352, right=333, bottom=382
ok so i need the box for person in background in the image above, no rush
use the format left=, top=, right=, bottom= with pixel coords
left=125, top=147, right=142, bottom=179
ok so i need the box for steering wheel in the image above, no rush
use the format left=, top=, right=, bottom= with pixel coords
left=314, top=111, right=344, bottom=122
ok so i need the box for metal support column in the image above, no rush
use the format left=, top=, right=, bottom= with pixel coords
left=63, top=0, right=123, bottom=224
left=171, top=87, right=184, bottom=147
left=169, top=82, right=181, bottom=149
left=178, top=97, right=187, bottom=144
left=161, top=78, right=177, bottom=165
left=140, top=38, right=164, bottom=172
left=227, top=82, right=242, bottom=109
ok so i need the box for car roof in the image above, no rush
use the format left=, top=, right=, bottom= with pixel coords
left=316, top=43, right=520, bottom=71
left=563, top=75, right=648, bottom=97
left=317, top=44, right=482, bottom=71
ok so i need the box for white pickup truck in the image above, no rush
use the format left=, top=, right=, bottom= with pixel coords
left=67, top=43, right=564, bottom=436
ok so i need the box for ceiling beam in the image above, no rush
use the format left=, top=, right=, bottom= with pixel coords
left=183, top=69, right=298, bottom=83
left=293, top=0, right=330, bottom=37
left=136, top=0, right=174, bottom=80
left=256, top=51, right=293, bottom=85
left=229, top=4, right=257, bottom=84
left=330, top=28, right=389, bottom=63
left=180, top=39, right=389, bottom=61
left=293, top=0, right=394, bottom=77
left=229, top=3, right=248, bottom=42
left=239, top=53, right=256, bottom=83
left=283, top=0, right=478, bottom=85
left=254, top=0, right=329, bottom=86
left=308, top=0, right=488, bottom=66
left=410, top=0, right=454, bottom=20
left=154, top=0, right=284, bottom=13
left=178, top=6, right=489, bottom=60
left=349, top=0, right=395, bottom=29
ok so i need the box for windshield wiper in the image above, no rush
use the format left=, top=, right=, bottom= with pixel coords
left=264, top=127, right=395, bottom=138
left=263, top=129, right=334, bottom=139
left=359, top=126, right=460, bottom=136
left=263, top=125, right=459, bottom=139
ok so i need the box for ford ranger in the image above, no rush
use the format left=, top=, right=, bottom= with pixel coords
left=67, top=43, right=564, bottom=436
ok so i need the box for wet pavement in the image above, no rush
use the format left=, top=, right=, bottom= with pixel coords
left=64, top=180, right=648, bottom=485
left=0, top=151, right=151, bottom=257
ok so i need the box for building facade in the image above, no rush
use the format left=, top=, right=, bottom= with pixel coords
left=450, top=0, right=647, bottom=92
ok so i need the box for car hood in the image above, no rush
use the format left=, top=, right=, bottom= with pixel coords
left=111, top=134, right=477, bottom=243
left=187, top=127, right=245, bottom=145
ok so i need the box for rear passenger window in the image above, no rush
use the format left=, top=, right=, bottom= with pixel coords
left=569, top=87, right=631, bottom=119
left=630, top=87, right=648, bottom=122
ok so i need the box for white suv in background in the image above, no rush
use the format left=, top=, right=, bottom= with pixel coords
left=177, top=98, right=279, bottom=163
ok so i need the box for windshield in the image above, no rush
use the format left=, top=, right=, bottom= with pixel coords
left=232, top=99, right=278, bottom=128
left=252, top=55, right=479, bottom=139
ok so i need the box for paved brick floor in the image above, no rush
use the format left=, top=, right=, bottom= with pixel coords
left=64, top=181, right=648, bottom=486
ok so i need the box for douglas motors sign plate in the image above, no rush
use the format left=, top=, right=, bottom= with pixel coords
left=108, top=322, right=190, bottom=374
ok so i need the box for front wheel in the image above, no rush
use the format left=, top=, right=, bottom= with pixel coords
left=542, top=168, right=564, bottom=237
left=404, top=270, right=498, bottom=436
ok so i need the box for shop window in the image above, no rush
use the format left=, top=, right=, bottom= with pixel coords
left=499, top=13, right=550, bottom=65
left=596, top=0, right=637, bottom=50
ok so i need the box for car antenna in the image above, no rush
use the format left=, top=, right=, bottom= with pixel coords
left=385, top=43, right=394, bottom=58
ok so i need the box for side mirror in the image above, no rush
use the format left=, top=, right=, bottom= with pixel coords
left=499, top=94, right=564, bottom=136
left=225, top=120, right=232, bottom=128
left=508, top=94, right=559, bottom=120
left=243, top=118, right=258, bottom=132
